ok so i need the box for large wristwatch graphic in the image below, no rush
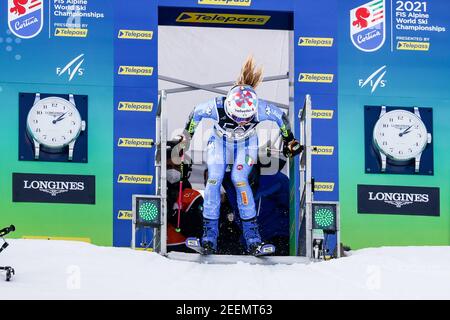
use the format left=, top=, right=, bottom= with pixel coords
left=372, top=106, right=432, bottom=173
left=26, top=93, right=86, bottom=161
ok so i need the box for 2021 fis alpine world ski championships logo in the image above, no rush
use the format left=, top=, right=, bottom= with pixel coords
left=8, top=0, right=44, bottom=39
left=350, top=0, right=386, bottom=52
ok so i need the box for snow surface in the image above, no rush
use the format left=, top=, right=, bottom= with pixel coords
left=1, top=239, right=450, bottom=300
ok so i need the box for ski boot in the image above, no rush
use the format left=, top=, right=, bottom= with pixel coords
left=242, top=218, right=275, bottom=256
left=201, top=218, right=219, bottom=255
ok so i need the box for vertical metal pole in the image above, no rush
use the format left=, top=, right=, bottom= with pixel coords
left=288, top=30, right=296, bottom=255
left=298, top=107, right=305, bottom=256
left=336, top=204, right=341, bottom=258
left=159, top=91, right=168, bottom=255
left=153, top=94, right=161, bottom=252
left=131, top=196, right=136, bottom=249
left=305, top=95, right=313, bottom=259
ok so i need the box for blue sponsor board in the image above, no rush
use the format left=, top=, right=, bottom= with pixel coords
left=113, top=0, right=158, bottom=247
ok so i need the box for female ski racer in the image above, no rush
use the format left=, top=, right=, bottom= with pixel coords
left=178, top=56, right=302, bottom=255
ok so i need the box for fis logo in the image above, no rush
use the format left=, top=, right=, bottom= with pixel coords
left=118, top=138, right=154, bottom=149
left=198, top=0, right=252, bottom=6
left=359, top=65, right=387, bottom=93
left=350, top=0, right=386, bottom=52
left=176, top=12, right=270, bottom=26
left=8, top=0, right=44, bottom=39
left=118, top=66, right=153, bottom=76
left=298, top=37, right=334, bottom=47
left=299, top=73, right=334, bottom=83
left=118, top=102, right=153, bottom=112
left=117, top=174, right=153, bottom=185
left=56, top=54, right=85, bottom=82
left=118, top=30, right=153, bottom=40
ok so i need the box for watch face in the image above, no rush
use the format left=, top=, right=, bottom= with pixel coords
left=373, top=109, right=429, bottom=161
left=26, top=97, right=83, bottom=149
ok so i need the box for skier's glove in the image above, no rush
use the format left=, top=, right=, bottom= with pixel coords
left=283, top=139, right=303, bottom=158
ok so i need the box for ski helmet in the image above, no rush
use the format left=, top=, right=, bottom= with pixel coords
left=225, top=85, right=258, bottom=125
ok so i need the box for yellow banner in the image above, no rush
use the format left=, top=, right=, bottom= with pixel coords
left=298, top=37, right=334, bottom=47
left=118, top=66, right=153, bottom=76
left=299, top=73, right=334, bottom=83
left=118, top=30, right=153, bottom=40
left=176, top=12, right=270, bottom=26
left=118, top=102, right=153, bottom=112
left=118, top=174, right=153, bottom=185
left=312, top=146, right=334, bottom=155
left=314, top=182, right=335, bottom=192
left=397, top=41, right=430, bottom=51
left=198, top=0, right=252, bottom=6
left=117, top=210, right=133, bottom=220
left=312, top=109, right=334, bottom=119
left=55, top=28, right=88, bottom=38
left=118, top=138, right=154, bottom=148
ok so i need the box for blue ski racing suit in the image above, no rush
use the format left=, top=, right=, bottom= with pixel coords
left=184, top=96, right=297, bottom=253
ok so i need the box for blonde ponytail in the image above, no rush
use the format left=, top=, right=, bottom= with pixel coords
left=235, top=55, right=264, bottom=89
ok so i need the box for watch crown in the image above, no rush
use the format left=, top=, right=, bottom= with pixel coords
left=81, top=121, right=86, bottom=132
left=427, top=133, right=432, bottom=144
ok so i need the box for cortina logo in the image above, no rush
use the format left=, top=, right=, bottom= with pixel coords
left=57, top=54, right=85, bottom=81
left=350, top=0, right=386, bottom=52
left=8, top=0, right=44, bottom=39
left=24, top=180, right=85, bottom=197
left=368, top=192, right=429, bottom=208
left=359, top=65, right=387, bottom=93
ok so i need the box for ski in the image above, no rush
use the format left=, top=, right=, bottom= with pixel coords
left=251, top=244, right=276, bottom=257
left=186, top=237, right=209, bottom=255
left=186, top=238, right=275, bottom=257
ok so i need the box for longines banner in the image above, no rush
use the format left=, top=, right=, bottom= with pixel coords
left=358, top=185, right=440, bottom=216
left=13, top=173, right=96, bottom=205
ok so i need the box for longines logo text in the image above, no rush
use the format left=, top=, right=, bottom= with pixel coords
left=13, top=173, right=95, bottom=205
left=368, top=191, right=429, bottom=208
left=24, top=180, right=85, bottom=197
left=358, top=184, right=439, bottom=216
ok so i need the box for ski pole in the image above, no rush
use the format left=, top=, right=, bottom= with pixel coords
left=175, top=145, right=185, bottom=233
